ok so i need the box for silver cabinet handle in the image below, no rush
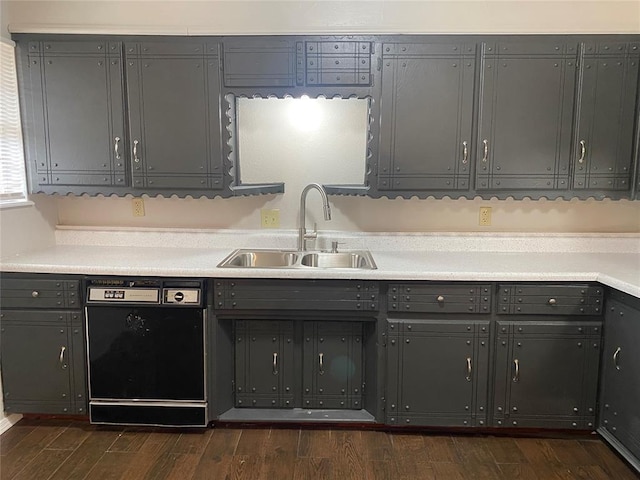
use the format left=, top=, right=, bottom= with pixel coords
left=114, top=136, right=121, bottom=160
left=466, top=357, right=472, bottom=381
left=462, top=141, right=468, bottom=164
left=31, top=290, right=39, bottom=298
left=578, top=140, right=586, bottom=163
left=133, top=139, right=140, bottom=163
left=59, top=346, right=66, bottom=367
left=319, top=353, right=324, bottom=375
left=482, top=139, right=489, bottom=163
left=437, top=295, right=445, bottom=302
left=272, top=352, right=278, bottom=375
left=548, top=298, right=557, bottom=305
left=512, top=358, right=520, bottom=382
left=613, top=347, right=621, bottom=370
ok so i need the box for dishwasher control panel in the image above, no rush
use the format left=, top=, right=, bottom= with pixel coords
left=85, top=277, right=204, bottom=307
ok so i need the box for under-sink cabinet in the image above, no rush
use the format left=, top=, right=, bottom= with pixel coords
left=213, top=279, right=379, bottom=421
left=0, top=274, right=86, bottom=415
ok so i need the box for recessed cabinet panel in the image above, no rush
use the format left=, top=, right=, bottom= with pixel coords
left=386, top=319, right=489, bottom=427
left=38, top=55, right=125, bottom=180
left=234, top=320, right=295, bottom=408
left=223, top=39, right=295, bottom=87
left=477, top=50, right=576, bottom=191
left=127, top=55, right=222, bottom=188
left=379, top=44, right=475, bottom=192
left=494, top=320, right=601, bottom=429
left=573, top=46, right=639, bottom=192
left=302, top=322, right=363, bottom=409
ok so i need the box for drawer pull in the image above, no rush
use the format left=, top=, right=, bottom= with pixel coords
left=466, top=357, right=472, bottom=381
left=548, top=298, right=557, bottom=305
left=31, top=290, right=39, bottom=298
left=272, top=352, right=278, bottom=375
left=319, top=353, right=324, bottom=375
left=613, top=347, right=621, bottom=370
left=59, top=346, right=67, bottom=368
left=437, top=295, right=445, bottom=302
left=512, top=358, right=520, bottom=382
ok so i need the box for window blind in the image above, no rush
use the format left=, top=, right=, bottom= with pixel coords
left=0, top=39, right=28, bottom=204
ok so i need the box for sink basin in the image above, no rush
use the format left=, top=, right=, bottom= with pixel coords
left=218, top=250, right=299, bottom=268
left=217, top=249, right=376, bottom=270
left=300, top=252, right=376, bottom=269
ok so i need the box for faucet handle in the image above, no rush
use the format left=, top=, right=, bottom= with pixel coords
left=304, top=223, right=318, bottom=241
left=331, top=241, right=340, bottom=253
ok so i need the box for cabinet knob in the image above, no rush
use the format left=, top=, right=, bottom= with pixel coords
left=31, top=290, right=39, bottom=298
left=548, top=298, right=557, bottom=305
left=437, top=295, right=445, bottom=302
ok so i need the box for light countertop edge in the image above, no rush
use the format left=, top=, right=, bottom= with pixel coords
left=1, top=245, right=638, bottom=298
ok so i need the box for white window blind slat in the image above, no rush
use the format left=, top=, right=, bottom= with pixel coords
left=0, top=39, right=28, bottom=203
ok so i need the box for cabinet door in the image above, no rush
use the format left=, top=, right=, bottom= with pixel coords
left=302, top=322, right=363, bottom=409
left=600, top=298, right=640, bottom=462
left=477, top=44, right=576, bottom=191
left=573, top=43, right=640, bottom=192
left=0, top=311, right=73, bottom=414
left=127, top=44, right=223, bottom=190
left=378, top=44, right=475, bottom=191
left=27, top=41, right=125, bottom=188
left=386, top=319, right=489, bottom=427
left=234, top=320, right=294, bottom=408
left=494, top=321, right=601, bottom=428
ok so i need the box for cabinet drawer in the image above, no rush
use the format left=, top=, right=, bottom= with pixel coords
left=486, top=42, right=578, bottom=56
left=498, top=284, right=603, bottom=315
left=37, top=41, right=121, bottom=55
left=125, top=42, right=208, bottom=56
left=214, top=279, right=379, bottom=311
left=0, top=279, right=79, bottom=309
left=388, top=284, right=492, bottom=314
left=583, top=42, right=640, bottom=55
left=496, top=320, right=602, bottom=337
left=223, top=40, right=295, bottom=88
left=382, top=43, right=476, bottom=56
left=306, top=41, right=371, bottom=55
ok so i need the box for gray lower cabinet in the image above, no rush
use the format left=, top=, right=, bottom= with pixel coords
left=493, top=283, right=603, bottom=428
left=476, top=41, right=577, bottom=194
left=302, top=321, right=363, bottom=409
left=599, top=291, right=640, bottom=471
left=377, top=42, right=475, bottom=194
left=0, top=275, right=86, bottom=415
left=234, top=320, right=295, bottom=408
left=20, top=40, right=126, bottom=193
left=572, top=41, right=640, bottom=194
left=125, top=41, right=224, bottom=192
left=386, top=319, right=490, bottom=427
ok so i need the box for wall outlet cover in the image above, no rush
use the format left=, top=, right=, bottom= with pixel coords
left=261, top=209, right=280, bottom=228
left=132, top=198, right=145, bottom=217
left=479, top=206, right=491, bottom=226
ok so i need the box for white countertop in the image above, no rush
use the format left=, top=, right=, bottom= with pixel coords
left=1, top=229, right=639, bottom=298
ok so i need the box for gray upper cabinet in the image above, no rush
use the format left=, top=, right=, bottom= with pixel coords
left=599, top=292, right=640, bottom=471
left=476, top=42, right=577, bottom=195
left=378, top=43, right=476, bottom=195
left=21, top=40, right=127, bottom=192
left=125, top=41, right=223, bottom=193
left=222, top=38, right=296, bottom=88
left=572, top=42, right=640, bottom=195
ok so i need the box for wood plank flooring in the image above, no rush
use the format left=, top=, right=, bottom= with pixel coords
left=2, top=418, right=639, bottom=480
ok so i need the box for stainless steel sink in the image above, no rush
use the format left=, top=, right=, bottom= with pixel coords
left=217, top=249, right=376, bottom=270
left=217, top=250, right=299, bottom=268
left=300, top=251, right=376, bottom=269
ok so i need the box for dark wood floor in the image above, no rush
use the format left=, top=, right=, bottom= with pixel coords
left=1, top=418, right=639, bottom=480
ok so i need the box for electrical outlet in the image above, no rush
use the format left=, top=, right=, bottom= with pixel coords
left=479, top=206, right=491, bottom=226
left=132, top=198, right=145, bottom=217
left=261, top=209, right=280, bottom=228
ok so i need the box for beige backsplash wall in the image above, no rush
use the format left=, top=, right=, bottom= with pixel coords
left=7, top=0, right=640, bottom=234
left=55, top=195, right=640, bottom=233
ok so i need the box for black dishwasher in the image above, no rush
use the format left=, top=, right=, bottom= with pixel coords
left=84, top=277, right=207, bottom=427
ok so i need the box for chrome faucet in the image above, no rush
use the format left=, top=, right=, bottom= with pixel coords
left=298, top=183, right=331, bottom=251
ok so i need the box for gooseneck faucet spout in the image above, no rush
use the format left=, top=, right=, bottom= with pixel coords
left=298, top=183, right=332, bottom=251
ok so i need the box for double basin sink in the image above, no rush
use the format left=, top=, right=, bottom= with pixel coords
left=218, top=249, right=377, bottom=270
